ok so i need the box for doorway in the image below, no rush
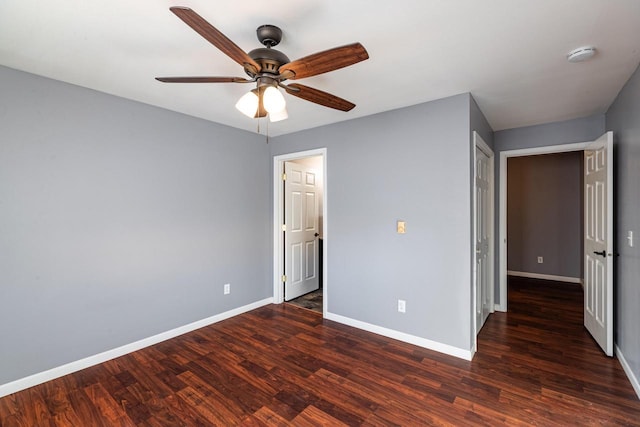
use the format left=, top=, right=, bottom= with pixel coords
left=273, top=149, right=327, bottom=316
left=498, top=133, right=613, bottom=356
left=498, top=141, right=589, bottom=311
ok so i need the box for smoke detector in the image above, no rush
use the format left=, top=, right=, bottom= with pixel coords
left=567, top=46, right=597, bottom=63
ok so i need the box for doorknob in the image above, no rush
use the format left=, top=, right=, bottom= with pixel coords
left=314, top=233, right=320, bottom=237
left=593, top=250, right=607, bottom=257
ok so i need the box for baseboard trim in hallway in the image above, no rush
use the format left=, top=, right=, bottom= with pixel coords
left=616, top=344, right=640, bottom=399
left=507, top=270, right=583, bottom=284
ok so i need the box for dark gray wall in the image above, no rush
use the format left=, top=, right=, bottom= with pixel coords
left=606, top=63, right=640, bottom=387
left=507, top=152, right=583, bottom=278
left=493, top=115, right=605, bottom=301
left=271, top=94, right=475, bottom=351
left=0, top=66, right=271, bottom=385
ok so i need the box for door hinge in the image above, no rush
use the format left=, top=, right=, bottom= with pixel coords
left=282, top=173, right=287, bottom=181
left=281, top=224, right=286, bottom=231
left=281, top=275, right=287, bottom=282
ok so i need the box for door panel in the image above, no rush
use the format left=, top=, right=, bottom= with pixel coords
left=583, top=132, right=613, bottom=356
left=474, top=141, right=493, bottom=336
left=284, top=161, right=320, bottom=300
left=476, top=148, right=488, bottom=329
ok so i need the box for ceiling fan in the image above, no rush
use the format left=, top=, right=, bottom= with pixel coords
left=156, top=6, right=369, bottom=122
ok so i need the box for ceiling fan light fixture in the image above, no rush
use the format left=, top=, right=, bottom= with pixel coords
left=235, top=91, right=259, bottom=118
left=269, top=107, right=288, bottom=122
left=263, top=86, right=286, bottom=114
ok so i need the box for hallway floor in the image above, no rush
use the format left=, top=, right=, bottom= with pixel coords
left=287, top=287, right=322, bottom=313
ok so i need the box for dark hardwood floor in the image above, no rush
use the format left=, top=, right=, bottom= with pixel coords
left=1, top=277, right=639, bottom=426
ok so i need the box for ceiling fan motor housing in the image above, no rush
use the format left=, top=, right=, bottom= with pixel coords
left=248, top=47, right=290, bottom=75
left=247, top=25, right=290, bottom=76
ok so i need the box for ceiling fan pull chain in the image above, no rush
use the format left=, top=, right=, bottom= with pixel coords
left=266, top=117, right=270, bottom=144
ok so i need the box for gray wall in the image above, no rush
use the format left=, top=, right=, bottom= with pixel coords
left=606, top=63, right=640, bottom=387
left=494, top=115, right=606, bottom=152
left=470, top=95, right=494, bottom=148
left=271, top=94, right=475, bottom=351
left=507, top=152, right=583, bottom=278
left=0, top=66, right=271, bottom=385
left=493, top=115, right=606, bottom=301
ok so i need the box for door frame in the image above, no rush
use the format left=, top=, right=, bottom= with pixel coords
left=472, top=131, right=495, bottom=350
left=498, top=141, right=588, bottom=311
left=273, top=148, right=327, bottom=315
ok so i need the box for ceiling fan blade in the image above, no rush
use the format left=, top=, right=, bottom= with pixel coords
left=279, top=43, right=369, bottom=80
left=282, top=83, right=356, bottom=111
left=155, top=77, right=252, bottom=83
left=169, top=6, right=260, bottom=73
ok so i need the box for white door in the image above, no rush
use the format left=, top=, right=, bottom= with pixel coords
left=584, top=132, right=614, bottom=356
left=475, top=144, right=493, bottom=333
left=284, top=161, right=320, bottom=301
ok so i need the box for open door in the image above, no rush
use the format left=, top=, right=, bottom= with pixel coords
left=583, top=131, right=613, bottom=356
left=284, top=161, right=320, bottom=301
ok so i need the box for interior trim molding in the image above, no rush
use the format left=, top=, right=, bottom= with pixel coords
left=616, top=344, right=640, bottom=400
left=325, top=312, right=473, bottom=361
left=507, top=270, right=583, bottom=284
left=0, top=297, right=273, bottom=398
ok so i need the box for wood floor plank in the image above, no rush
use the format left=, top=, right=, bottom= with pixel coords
left=291, top=404, right=350, bottom=426
left=24, top=383, right=53, bottom=426
left=1, top=276, right=639, bottom=426
left=83, top=382, right=130, bottom=425
left=175, top=385, right=236, bottom=425
left=243, top=406, right=290, bottom=426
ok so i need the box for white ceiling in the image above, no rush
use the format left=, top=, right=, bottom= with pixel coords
left=1, top=1, right=639, bottom=137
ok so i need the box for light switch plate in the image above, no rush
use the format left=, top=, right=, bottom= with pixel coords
left=397, top=221, right=406, bottom=234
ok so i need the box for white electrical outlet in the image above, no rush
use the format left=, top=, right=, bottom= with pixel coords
left=398, top=299, right=406, bottom=313
left=537, top=256, right=543, bottom=264
left=224, top=283, right=230, bottom=295
left=628, top=230, right=634, bottom=247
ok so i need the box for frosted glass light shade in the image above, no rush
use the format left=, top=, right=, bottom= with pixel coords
left=269, top=107, right=288, bottom=122
left=263, top=86, right=286, bottom=113
left=235, top=91, right=259, bottom=117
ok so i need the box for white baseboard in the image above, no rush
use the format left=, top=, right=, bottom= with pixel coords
left=0, top=298, right=273, bottom=398
left=325, top=312, right=472, bottom=361
left=615, top=344, right=640, bottom=400
left=507, top=270, right=583, bottom=284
